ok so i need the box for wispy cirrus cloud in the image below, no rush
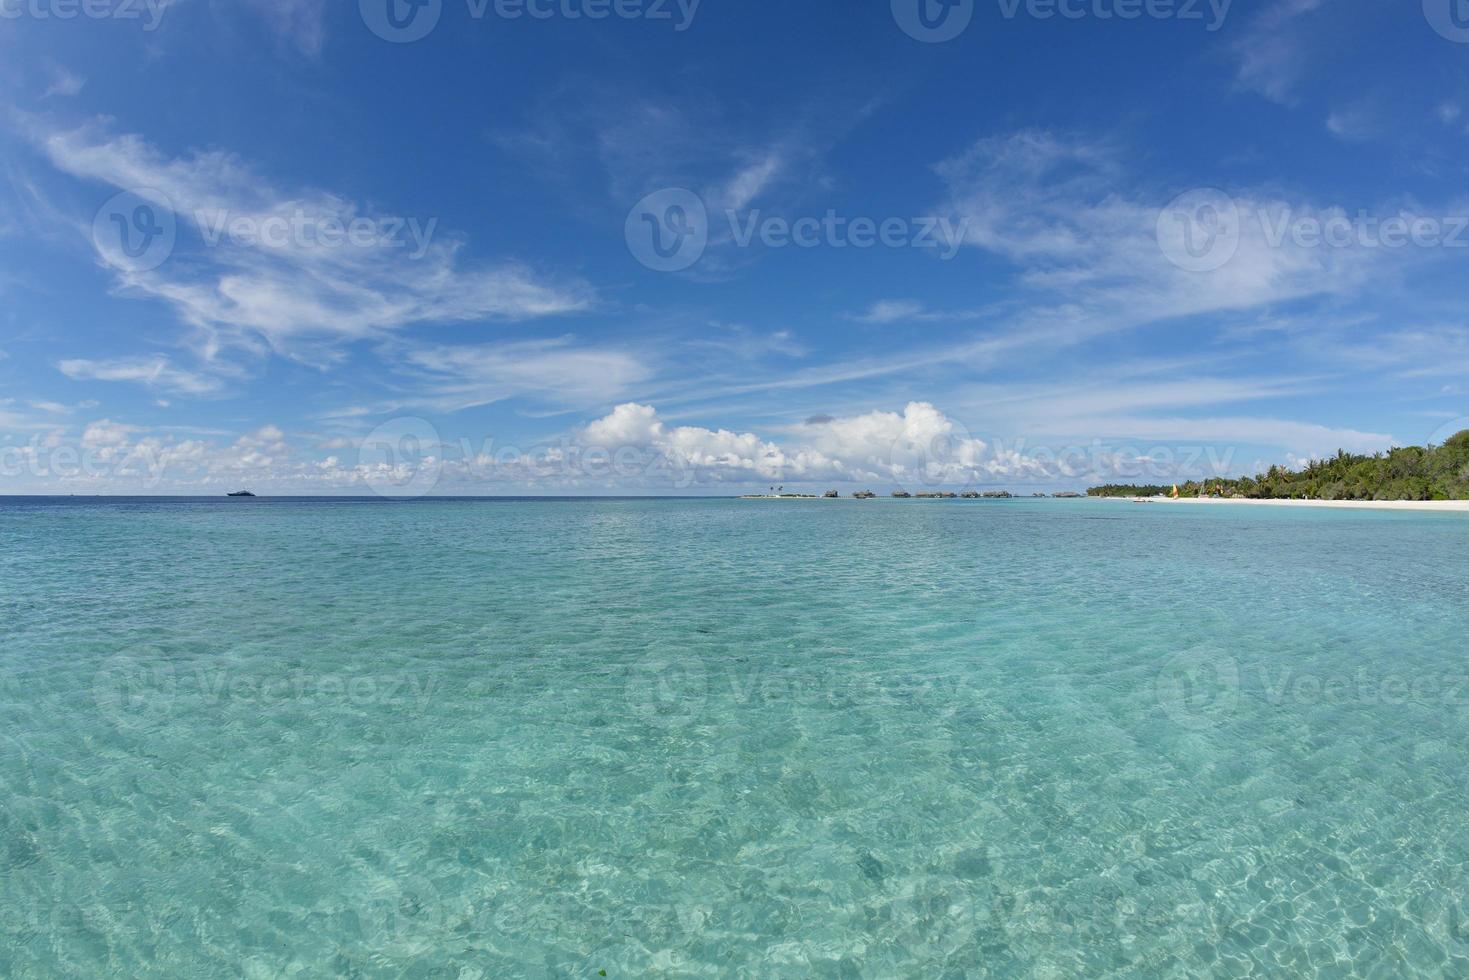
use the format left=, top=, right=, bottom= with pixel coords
left=955, top=374, right=1313, bottom=426
left=0, top=396, right=63, bottom=432
left=934, top=129, right=1388, bottom=325
left=41, top=65, right=86, bottom=100
left=1074, top=416, right=1393, bottom=457
left=1325, top=101, right=1383, bottom=142
left=28, top=398, right=96, bottom=415
left=238, top=0, right=329, bottom=56
left=1231, top=0, right=1330, bottom=105
left=1329, top=326, right=1469, bottom=380
left=851, top=299, right=930, bottom=324
left=33, top=121, right=595, bottom=372
left=717, top=152, right=785, bottom=214
left=684, top=325, right=807, bottom=360
left=396, top=338, right=655, bottom=413
left=58, top=355, right=225, bottom=395
left=495, top=84, right=885, bottom=284
left=497, top=87, right=846, bottom=209
left=656, top=128, right=1451, bottom=417
left=847, top=299, right=996, bottom=325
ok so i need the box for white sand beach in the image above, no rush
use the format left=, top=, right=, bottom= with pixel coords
left=1119, top=496, right=1469, bottom=513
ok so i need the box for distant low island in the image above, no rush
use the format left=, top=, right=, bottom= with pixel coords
left=1088, top=430, right=1469, bottom=502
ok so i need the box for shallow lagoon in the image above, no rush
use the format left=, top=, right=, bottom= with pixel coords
left=2, top=497, right=1467, bottom=976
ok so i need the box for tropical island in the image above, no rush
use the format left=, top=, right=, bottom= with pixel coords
left=1088, top=430, right=1469, bottom=501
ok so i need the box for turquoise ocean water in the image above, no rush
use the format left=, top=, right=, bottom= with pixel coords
left=2, top=496, right=1468, bottom=977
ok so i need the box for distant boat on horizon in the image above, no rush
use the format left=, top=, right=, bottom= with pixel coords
left=227, top=490, right=257, bottom=498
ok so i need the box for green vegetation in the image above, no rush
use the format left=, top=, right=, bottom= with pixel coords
left=1088, top=430, right=1469, bottom=501
left=1089, top=484, right=1173, bottom=498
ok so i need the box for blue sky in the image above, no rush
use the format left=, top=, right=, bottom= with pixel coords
left=1, top=0, right=1468, bottom=494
